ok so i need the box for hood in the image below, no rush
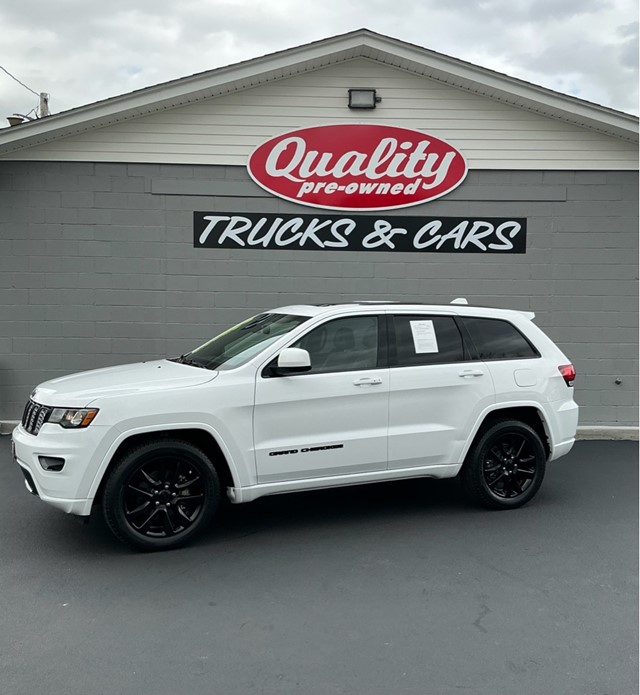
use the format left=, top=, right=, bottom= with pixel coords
left=32, top=360, right=218, bottom=406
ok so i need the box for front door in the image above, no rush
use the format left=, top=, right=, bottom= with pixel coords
left=253, top=315, right=389, bottom=484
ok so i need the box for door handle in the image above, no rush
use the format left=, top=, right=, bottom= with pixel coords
left=458, top=369, right=484, bottom=378
left=353, top=377, right=383, bottom=386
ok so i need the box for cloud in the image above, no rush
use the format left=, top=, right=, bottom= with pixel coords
left=0, top=0, right=637, bottom=124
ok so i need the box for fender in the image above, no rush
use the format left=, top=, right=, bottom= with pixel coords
left=85, top=421, right=245, bottom=503
left=457, top=400, right=552, bottom=470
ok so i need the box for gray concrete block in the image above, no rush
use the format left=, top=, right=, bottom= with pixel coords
left=0, top=289, right=28, bottom=306
left=472, top=171, right=513, bottom=184
left=552, top=233, right=637, bottom=249
left=563, top=200, right=637, bottom=217
left=107, top=241, right=161, bottom=258
left=166, top=275, right=200, bottom=291
left=93, top=224, right=165, bottom=243
left=165, top=323, right=208, bottom=340
left=44, top=208, right=79, bottom=224
left=97, top=322, right=164, bottom=339
left=94, top=257, right=164, bottom=274
left=94, top=289, right=165, bottom=306
left=575, top=172, right=608, bottom=184
left=152, top=178, right=268, bottom=197
left=61, top=191, right=95, bottom=208
left=30, top=191, right=62, bottom=208
left=543, top=171, right=575, bottom=184
left=110, top=306, right=164, bottom=323
left=552, top=279, right=637, bottom=297
left=110, top=209, right=165, bottom=226
left=610, top=405, right=638, bottom=425
left=12, top=174, right=45, bottom=191
left=551, top=248, right=634, bottom=265
left=94, top=192, right=131, bottom=208
left=448, top=185, right=566, bottom=202
left=59, top=322, right=96, bottom=338
left=77, top=175, right=112, bottom=192
left=113, top=177, right=146, bottom=193
left=109, top=273, right=166, bottom=291
left=44, top=174, right=79, bottom=191
left=128, top=163, right=163, bottom=177
left=160, top=164, right=194, bottom=178
left=566, top=186, right=622, bottom=201
left=94, top=163, right=129, bottom=177
left=4, top=272, right=45, bottom=289
left=111, top=338, right=166, bottom=354
left=568, top=264, right=638, bottom=280
left=28, top=353, right=63, bottom=369
left=126, top=192, right=164, bottom=211
left=77, top=208, right=111, bottom=225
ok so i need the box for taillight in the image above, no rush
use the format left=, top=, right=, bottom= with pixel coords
left=558, top=364, right=576, bottom=387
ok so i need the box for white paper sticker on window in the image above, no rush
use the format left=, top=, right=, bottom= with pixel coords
left=410, top=320, right=439, bottom=354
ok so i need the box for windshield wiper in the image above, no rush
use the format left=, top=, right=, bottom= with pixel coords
left=169, top=354, right=205, bottom=368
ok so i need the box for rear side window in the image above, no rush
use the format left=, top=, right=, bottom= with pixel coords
left=461, top=317, right=539, bottom=360
left=391, top=315, right=464, bottom=367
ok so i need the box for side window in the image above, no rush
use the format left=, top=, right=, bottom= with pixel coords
left=461, top=317, right=539, bottom=360
left=292, top=316, right=379, bottom=374
left=392, top=315, right=464, bottom=367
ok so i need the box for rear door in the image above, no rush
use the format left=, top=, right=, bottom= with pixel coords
left=387, top=313, right=495, bottom=470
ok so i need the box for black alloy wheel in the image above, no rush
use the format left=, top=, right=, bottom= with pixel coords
left=461, top=419, right=546, bottom=510
left=103, top=439, right=220, bottom=551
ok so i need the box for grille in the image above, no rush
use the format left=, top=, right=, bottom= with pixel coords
left=21, top=400, right=52, bottom=436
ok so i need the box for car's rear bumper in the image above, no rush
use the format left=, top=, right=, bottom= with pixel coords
left=549, top=399, right=579, bottom=461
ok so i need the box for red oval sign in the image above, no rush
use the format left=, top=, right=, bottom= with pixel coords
left=247, top=124, right=467, bottom=211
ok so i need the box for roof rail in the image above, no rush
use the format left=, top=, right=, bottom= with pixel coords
left=450, top=297, right=468, bottom=305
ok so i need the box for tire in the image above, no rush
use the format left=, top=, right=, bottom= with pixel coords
left=102, top=439, right=220, bottom=551
left=461, top=419, right=546, bottom=510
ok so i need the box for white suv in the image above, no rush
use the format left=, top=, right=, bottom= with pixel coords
left=12, top=300, right=578, bottom=551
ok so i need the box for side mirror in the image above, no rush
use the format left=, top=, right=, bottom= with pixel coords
left=273, top=347, right=311, bottom=376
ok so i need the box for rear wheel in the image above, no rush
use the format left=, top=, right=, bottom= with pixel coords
left=102, top=439, right=220, bottom=551
left=461, top=419, right=546, bottom=510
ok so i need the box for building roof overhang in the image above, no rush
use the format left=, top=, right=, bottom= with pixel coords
left=0, top=28, right=637, bottom=156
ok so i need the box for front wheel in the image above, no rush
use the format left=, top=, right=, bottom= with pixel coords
left=102, top=439, right=220, bottom=551
left=461, top=419, right=546, bottom=510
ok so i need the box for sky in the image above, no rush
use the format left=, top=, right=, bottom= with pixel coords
left=0, top=0, right=638, bottom=125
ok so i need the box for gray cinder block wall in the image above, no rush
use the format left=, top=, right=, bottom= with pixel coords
left=0, top=161, right=638, bottom=426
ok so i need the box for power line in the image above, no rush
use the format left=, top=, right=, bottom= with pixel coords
left=0, top=64, right=39, bottom=97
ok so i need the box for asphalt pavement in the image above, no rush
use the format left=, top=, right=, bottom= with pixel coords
left=0, top=436, right=637, bottom=695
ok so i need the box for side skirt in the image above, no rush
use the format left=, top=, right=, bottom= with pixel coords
left=227, top=463, right=461, bottom=503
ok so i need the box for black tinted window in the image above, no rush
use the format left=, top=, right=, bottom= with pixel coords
left=461, top=317, right=538, bottom=360
left=185, top=313, right=308, bottom=370
left=293, top=316, right=379, bottom=373
left=392, top=316, right=464, bottom=366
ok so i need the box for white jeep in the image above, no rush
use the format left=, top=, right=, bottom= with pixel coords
left=13, top=300, right=578, bottom=551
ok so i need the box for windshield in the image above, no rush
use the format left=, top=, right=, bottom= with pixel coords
left=172, top=313, right=309, bottom=370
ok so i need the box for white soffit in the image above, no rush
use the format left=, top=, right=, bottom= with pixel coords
left=0, top=28, right=637, bottom=157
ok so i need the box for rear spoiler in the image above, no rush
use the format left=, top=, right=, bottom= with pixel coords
left=450, top=298, right=535, bottom=321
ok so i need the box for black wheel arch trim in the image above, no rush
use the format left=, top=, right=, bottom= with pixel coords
left=91, top=426, right=239, bottom=510
left=462, top=406, right=551, bottom=464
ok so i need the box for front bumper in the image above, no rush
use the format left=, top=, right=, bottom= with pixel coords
left=12, top=422, right=110, bottom=516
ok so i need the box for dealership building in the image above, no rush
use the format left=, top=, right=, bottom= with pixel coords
left=0, top=29, right=638, bottom=433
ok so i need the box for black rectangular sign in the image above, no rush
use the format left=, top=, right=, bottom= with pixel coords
left=194, top=212, right=526, bottom=254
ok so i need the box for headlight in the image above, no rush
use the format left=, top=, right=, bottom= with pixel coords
left=48, top=408, right=99, bottom=428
